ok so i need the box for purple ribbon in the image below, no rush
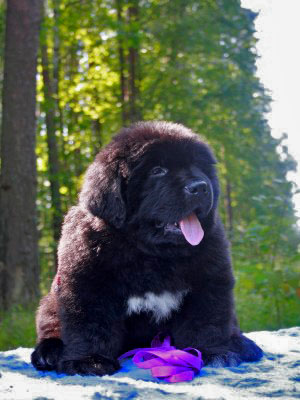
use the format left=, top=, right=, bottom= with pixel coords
left=118, top=334, right=204, bottom=383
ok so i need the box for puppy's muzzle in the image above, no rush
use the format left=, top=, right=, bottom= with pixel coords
left=184, top=180, right=208, bottom=196
left=184, top=179, right=213, bottom=217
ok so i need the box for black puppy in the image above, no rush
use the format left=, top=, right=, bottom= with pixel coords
left=31, top=121, right=263, bottom=375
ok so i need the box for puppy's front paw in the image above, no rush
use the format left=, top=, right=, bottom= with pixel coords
left=56, top=354, right=120, bottom=376
left=229, top=334, right=263, bottom=362
left=204, top=351, right=242, bottom=367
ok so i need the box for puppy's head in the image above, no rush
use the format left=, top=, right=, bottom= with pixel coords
left=79, top=121, right=219, bottom=248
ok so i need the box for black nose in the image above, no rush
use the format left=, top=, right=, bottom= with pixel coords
left=184, top=180, right=208, bottom=196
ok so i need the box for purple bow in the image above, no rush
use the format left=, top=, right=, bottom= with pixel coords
left=118, top=334, right=204, bottom=383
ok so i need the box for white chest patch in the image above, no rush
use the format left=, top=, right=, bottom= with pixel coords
left=126, top=290, right=188, bottom=323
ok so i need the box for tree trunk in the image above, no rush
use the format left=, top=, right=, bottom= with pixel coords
left=40, top=23, right=63, bottom=248
left=116, top=0, right=128, bottom=125
left=91, top=118, right=102, bottom=156
left=127, top=0, right=141, bottom=123
left=52, top=0, right=60, bottom=103
left=0, top=0, right=42, bottom=310
left=41, top=41, right=63, bottom=247
left=52, top=0, right=64, bottom=149
left=225, top=176, right=234, bottom=239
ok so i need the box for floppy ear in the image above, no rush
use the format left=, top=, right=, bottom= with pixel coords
left=199, top=143, right=218, bottom=165
left=79, top=160, right=126, bottom=229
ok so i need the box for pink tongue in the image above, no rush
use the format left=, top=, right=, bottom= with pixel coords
left=179, top=213, right=204, bottom=246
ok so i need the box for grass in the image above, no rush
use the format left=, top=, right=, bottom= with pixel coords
left=0, top=305, right=37, bottom=350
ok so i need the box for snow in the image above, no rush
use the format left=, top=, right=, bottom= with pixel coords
left=0, top=328, right=299, bottom=399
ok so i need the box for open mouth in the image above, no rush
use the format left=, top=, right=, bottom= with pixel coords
left=155, top=212, right=204, bottom=246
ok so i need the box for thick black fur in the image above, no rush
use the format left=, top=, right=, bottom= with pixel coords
left=31, top=121, right=263, bottom=376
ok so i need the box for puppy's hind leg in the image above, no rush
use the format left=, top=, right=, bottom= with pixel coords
left=31, top=338, right=64, bottom=371
left=31, top=291, right=63, bottom=371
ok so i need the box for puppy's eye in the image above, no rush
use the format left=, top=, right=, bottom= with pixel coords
left=150, top=166, right=168, bottom=176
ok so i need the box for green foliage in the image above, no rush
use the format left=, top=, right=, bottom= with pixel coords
left=0, top=305, right=37, bottom=350
left=234, top=219, right=300, bottom=332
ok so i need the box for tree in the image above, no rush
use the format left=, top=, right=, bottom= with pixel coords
left=40, top=0, right=63, bottom=253
left=0, top=0, right=42, bottom=310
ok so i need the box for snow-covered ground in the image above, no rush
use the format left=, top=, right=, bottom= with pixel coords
left=0, top=328, right=299, bottom=400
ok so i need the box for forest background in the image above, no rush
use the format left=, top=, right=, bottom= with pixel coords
left=0, top=0, right=299, bottom=350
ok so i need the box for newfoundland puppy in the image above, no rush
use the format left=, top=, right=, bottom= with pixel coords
left=31, top=121, right=263, bottom=375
